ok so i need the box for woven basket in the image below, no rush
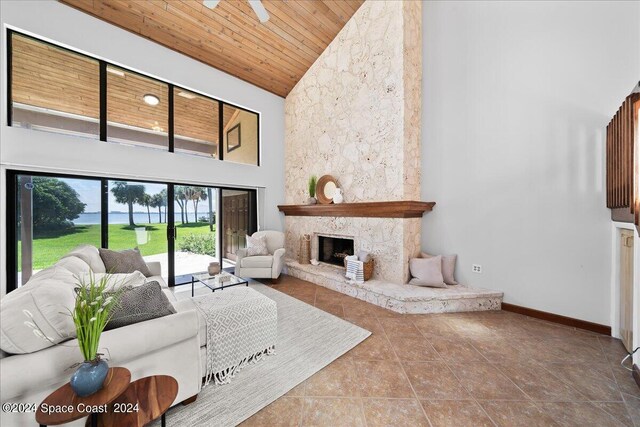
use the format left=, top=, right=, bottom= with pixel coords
left=299, top=234, right=311, bottom=264
left=343, top=257, right=374, bottom=281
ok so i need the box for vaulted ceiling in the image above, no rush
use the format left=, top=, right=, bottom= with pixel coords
left=59, top=0, right=365, bottom=97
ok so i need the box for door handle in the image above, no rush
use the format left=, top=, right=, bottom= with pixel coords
left=167, top=227, right=178, bottom=240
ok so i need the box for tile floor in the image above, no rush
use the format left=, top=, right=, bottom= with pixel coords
left=240, top=275, right=640, bottom=427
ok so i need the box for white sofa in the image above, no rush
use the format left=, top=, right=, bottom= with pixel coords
left=0, top=245, right=202, bottom=427
left=234, top=230, right=286, bottom=280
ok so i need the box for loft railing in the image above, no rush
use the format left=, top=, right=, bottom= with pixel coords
left=606, top=91, right=640, bottom=232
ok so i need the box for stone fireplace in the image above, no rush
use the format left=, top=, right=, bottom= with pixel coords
left=277, top=1, right=503, bottom=314
left=282, top=1, right=424, bottom=285
left=285, top=216, right=421, bottom=284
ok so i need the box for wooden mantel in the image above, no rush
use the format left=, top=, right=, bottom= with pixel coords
left=277, top=201, right=435, bottom=219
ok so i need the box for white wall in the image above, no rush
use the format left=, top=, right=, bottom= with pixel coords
left=422, top=0, right=640, bottom=325
left=0, top=0, right=285, bottom=295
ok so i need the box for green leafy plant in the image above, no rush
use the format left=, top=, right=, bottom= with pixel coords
left=179, top=233, right=216, bottom=256
left=308, top=175, right=318, bottom=198
left=71, top=273, right=123, bottom=361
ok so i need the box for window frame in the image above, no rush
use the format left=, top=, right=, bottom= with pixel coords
left=6, top=29, right=261, bottom=166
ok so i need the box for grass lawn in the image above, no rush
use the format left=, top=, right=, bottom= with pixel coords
left=19, top=222, right=215, bottom=271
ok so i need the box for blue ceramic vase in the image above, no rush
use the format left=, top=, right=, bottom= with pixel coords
left=70, top=359, right=109, bottom=397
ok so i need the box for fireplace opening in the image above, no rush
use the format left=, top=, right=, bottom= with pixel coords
left=318, top=236, right=355, bottom=266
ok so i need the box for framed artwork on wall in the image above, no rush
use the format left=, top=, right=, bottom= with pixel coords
left=227, top=123, right=241, bottom=153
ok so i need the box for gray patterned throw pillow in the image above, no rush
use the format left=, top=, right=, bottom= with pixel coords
left=99, top=247, right=152, bottom=277
left=105, top=281, right=175, bottom=330
left=246, top=234, right=269, bottom=256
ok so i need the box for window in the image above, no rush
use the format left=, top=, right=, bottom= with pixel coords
left=8, top=31, right=260, bottom=165
left=222, top=104, right=259, bottom=165
left=10, top=33, right=100, bottom=138
left=12, top=174, right=102, bottom=288
left=107, top=65, right=169, bottom=149
left=6, top=170, right=257, bottom=292
left=174, top=88, right=219, bottom=158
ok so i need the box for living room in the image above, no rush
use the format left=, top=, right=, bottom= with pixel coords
left=1, top=0, right=639, bottom=426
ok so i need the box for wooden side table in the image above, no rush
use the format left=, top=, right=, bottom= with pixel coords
left=35, top=367, right=131, bottom=427
left=94, top=375, right=178, bottom=427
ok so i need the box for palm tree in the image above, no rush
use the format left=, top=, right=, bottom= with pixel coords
left=188, top=187, right=207, bottom=222
left=182, top=187, right=204, bottom=223
left=159, top=189, right=168, bottom=223
left=150, top=192, right=165, bottom=223
left=111, top=182, right=145, bottom=227
left=175, top=186, right=187, bottom=224
left=141, top=194, right=152, bottom=224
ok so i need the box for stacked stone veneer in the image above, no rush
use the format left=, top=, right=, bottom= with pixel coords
left=284, top=1, right=423, bottom=285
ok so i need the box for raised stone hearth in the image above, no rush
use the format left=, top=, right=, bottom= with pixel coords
left=286, top=260, right=503, bottom=314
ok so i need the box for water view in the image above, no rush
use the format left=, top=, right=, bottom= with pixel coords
left=75, top=212, right=209, bottom=225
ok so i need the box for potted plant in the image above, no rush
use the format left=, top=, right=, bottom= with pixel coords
left=307, top=175, right=318, bottom=205
left=69, top=273, right=122, bottom=396
left=25, top=273, right=123, bottom=397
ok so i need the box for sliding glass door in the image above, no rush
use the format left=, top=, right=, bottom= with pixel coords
left=7, top=171, right=258, bottom=291
left=107, top=180, right=169, bottom=280
left=13, top=174, right=102, bottom=286
left=173, top=185, right=218, bottom=284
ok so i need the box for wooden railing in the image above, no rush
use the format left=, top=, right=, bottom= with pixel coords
left=606, top=92, right=640, bottom=231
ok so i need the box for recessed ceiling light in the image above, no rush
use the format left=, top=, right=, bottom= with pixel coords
left=178, top=91, right=197, bottom=99
left=143, top=94, right=160, bottom=106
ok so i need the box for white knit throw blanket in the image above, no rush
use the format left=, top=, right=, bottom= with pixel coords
left=193, top=287, right=278, bottom=386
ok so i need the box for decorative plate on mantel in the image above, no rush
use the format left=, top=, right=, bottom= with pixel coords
left=316, top=175, right=339, bottom=204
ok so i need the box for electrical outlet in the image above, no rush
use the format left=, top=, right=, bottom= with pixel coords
left=472, top=264, right=482, bottom=274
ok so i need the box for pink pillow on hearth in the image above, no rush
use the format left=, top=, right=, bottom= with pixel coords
left=409, top=256, right=446, bottom=288
left=421, top=252, right=459, bottom=285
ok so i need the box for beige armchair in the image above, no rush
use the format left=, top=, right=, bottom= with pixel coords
left=235, top=230, right=286, bottom=280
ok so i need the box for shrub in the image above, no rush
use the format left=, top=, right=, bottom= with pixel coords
left=178, top=233, right=216, bottom=256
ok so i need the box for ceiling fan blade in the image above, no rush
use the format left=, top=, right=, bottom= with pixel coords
left=203, top=0, right=220, bottom=9
left=248, top=0, right=270, bottom=23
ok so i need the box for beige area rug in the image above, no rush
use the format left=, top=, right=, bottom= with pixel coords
left=159, top=282, right=371, bottom=427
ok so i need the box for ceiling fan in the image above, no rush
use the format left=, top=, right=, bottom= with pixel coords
left=203, top=0, right=270, bottom=23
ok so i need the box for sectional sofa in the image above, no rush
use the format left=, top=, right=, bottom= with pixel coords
left=0, top=245, right=202, bottom=427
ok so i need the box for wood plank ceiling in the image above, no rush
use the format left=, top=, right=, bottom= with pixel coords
left=58, top=0, right=365, bottom=97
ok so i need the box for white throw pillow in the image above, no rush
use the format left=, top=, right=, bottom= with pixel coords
left=55, top=256, right=91, bottom=276
left=409, top=256, right=446, bottom=288
left=421, top=252, right=458, bottom=285
left=62, top=245, right=106, bottom=273
left=0, top=271, right=78, bottom=354
left=246, top=234, right=269, bottom=256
